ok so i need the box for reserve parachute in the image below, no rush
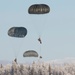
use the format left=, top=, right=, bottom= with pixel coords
left=8, top=27, right=27, bottom=38
left=28, top=4, right=50, bottom=14
left=23, top=50, right=38, bottom=57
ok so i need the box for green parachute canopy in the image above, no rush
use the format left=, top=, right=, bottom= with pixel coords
left=23, top=50, right=38, bottom=57
left=8, top=27, right=27, bottom=38
left=28, top=4, right=50, bottom=14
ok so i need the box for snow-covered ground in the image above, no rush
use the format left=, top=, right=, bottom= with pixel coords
left=0, top=58, right=75, bottom=75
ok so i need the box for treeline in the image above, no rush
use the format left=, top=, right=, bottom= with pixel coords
left=0, top=60, right=75, bottom=75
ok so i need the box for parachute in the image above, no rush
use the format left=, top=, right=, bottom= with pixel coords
left=23, top=50, right=38, bottom=57
left=28, top=4, right=50, bottom=36
left=8, top=27, right=27, bottom=59
left=8, top=27, right=27, bottom=38
left=28, top=4, right=50, bottom=14
left=28, top=4, right=50, bottom=59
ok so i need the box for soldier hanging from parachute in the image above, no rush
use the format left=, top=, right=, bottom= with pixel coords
left=38, top=37, right=42, bottom=44
left=8, top=26, right=27, bottom=63
left=28, top=4, right=50, bottom=60
left=38, top=37, right=42, bottom=59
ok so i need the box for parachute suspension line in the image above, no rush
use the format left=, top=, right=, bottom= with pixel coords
left=15, top=39, right=23, bottom=58
left=7, top=37, right=18, bottom=59
left=11, top=39, right=21, bottom=59
left=11, top=41, right=20, bottom=60
left=40, top=43, right=42, bottom=58
left=38, top=36, right=42, bottom=59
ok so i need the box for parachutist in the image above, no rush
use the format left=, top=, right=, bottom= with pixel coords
left=40, top=56, right=42, bottom=59
left=14, top=58, right=17, bottom=64
left=0, top=64, right=3, bottom=68
left=38, top=38, right=42, bottom=44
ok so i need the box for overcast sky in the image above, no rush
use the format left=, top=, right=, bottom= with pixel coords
left=0, top=0, right=75, bottom=63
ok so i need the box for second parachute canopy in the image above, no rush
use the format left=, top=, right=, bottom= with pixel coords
left=8, top=27, right=27, bottom=38
left=23, top=50, right=38, bottom=57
